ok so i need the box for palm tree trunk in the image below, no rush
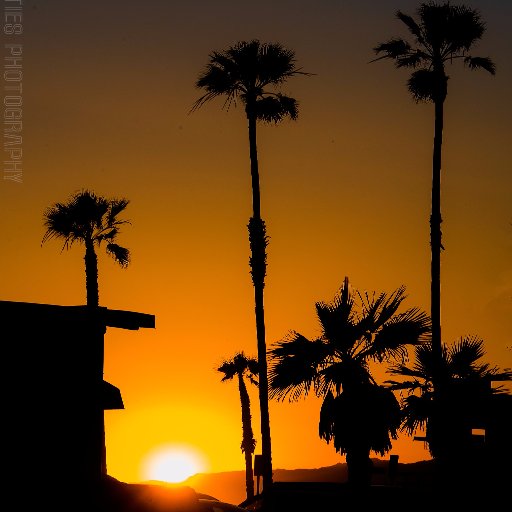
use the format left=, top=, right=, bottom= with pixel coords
left=246, top=108, right=273, bottom=492
left=430, top=98, right=443, bottom=389
left=84, top=240, right=100, bottom=307
left=346, top=446, right=372, bottom=489
left=248, top=110, right=261, bottom=220
left=429, top=96, right=446, bottom=479
left=84, top=240, right=107, bottom=475
left=238, top=373, right=255, bottom=499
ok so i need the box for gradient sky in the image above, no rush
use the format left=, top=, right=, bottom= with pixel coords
left=1, top=0, right=511, bottom=488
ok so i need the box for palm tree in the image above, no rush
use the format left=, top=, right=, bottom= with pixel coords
left=193, top=39, right=310, bottom=490
left=42, top=188, right=131, bottom=475
left=218, top=352, right=259, bottom=500
left=372, top=2, right=495, bottom=396
left=386, top=337, right=512, bottom=475
left=42, top=189, right=131, bottom=307
left=268, top=277, right=431, bottom=488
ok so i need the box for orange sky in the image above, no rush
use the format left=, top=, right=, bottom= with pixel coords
left=1, top=0, right=511, bottom=489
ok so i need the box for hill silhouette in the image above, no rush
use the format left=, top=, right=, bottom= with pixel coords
left=179, top=459, right=436, bottom=505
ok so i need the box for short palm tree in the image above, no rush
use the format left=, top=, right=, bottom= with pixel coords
left=386, top=336, right=512, bottom=466
left=372, top=2, right=495, bottom=392
left=193, top=39, right=310, bottom=490
left=218, top=352, right=259, bottom=500
left=42, top=189, right=131, bottom=307
left=42, top=189, right=131, bottom=475
left=268, top=277, right=431, bottom=488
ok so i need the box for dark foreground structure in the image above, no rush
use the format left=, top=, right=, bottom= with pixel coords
left=2, top=300, right=154, bottom=510
left=3, top=300, right=509, bottom=511
left=243, top=477, right=509, bottom=512
left=241, top=388, right=512, bottom=512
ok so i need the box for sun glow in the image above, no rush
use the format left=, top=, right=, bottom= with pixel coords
left=141, top=444, right=208, bottom=483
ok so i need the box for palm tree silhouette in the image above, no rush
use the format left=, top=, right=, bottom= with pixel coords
left=372, top=2, right=495, bottom=399
left=193, top=39, right=310, bottom=490
left=42, top=189, right=131, bottom=307
left=42, top=189, right=131, bottom=475
left=386, top=337, right=511, bottom=468
left=218, top=352, right=259, bottom=500
left=268, top=277, right=430, bottom=488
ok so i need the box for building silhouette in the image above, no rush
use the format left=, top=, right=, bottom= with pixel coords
left=2, top=300, right=154, bottom=508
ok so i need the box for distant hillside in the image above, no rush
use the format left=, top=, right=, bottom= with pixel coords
left=182, top=459, right=435, bottom=505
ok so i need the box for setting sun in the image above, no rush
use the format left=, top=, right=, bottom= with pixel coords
left=141, top=445, right=208, bottom=483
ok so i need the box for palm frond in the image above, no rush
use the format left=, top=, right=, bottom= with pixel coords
left=247, top=375, right=259, bottom=387
left=106, top=243, right=130, bottom=268
left=396, top=10, right=423, bottom=42
left=246, top=357, right=260, bottom=382
left=257, top=41, right=299, bottom=86
left=387, top=359, right=428, bottom=381
left=487, top=369, right=512, bottom=383
left=315, top=277, right=359, bottom=353
left=316, top=302, right=357, bottom=350
left=71, top=189, right=109, bottom=230
left=463, top=56, right=496, bottom=74
left=357, top=290, right=386, bottom=327
left=418, top=2, right=451, bottom=49
left=107, top=198, right=130, bottom=226
left=97, top=227, right=119, bottom=243
left=268, top=333, right=329, bottom=402
left=255, top=94, right=298, bottom=123
left=362, top=285, right=407, bottom=333
left=369, top=308, right=431, bottom=362
left=191, top=50, right=245, bottom=113
left=42, top=203, right=76, bottom=248
left=196, top=54, right=239, bottom=91
left=407, top=68, right=439, bottom=102
left=444, top=4, right=486, bottom=53
left=396, top=50, right=428, bottom=68
left=384, top=378, right=423, bottom=392
left=398, top=393, right=431, bottom=435
left=218, top=360, right=237, bottom=381
left=318, top=391, right=337, bottom=445
left=448, top=336, right=485, bottom=373
left=372, top=38, right=412, bottom=61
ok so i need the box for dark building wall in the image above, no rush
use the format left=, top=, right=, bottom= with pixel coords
left=4, top=304, right=104, bottom=492
left=2, top=301, right=154, bottom=506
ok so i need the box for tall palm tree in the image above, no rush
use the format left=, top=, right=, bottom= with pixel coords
left=268, top=277, right=431, bottom=488
left=42, top=188, right=131, bottom=475
left=42, top=189, right=131, bottom=307
left=193, top=39, right=310, bottom=490
left=218, top=352, right=259, bottom=500
left=372, top=2, right=495, bottom=396
left=386, top=337, right=511, bottom=471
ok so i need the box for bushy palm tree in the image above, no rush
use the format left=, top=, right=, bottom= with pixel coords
left=268, top=277, right=431, bottom=488
left=372, top=2, right=495, bottom=391
left=193, top=39, right=310, bottom=490
left=42, top=189, right=131, bottom=307
left=218, top=352, right=259, bottom=500
left=386, top=336, right=512, bottom=465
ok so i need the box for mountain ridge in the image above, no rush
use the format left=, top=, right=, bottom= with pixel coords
left=171, top=459, right=436, bottom=505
